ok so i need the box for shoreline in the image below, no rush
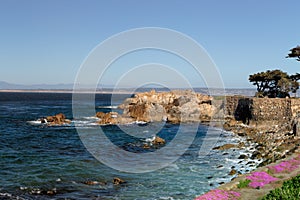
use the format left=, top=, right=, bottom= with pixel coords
left=195, top=118, right=300, bottom=199
left=216, top=148, right=300, bottom=199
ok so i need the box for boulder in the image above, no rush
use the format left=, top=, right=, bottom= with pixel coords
left=113, top=177, right=125, bottom=185
left=96, top=111, right=106, bottom=119
left=237, top=142, right=245, bottom=149
left=251, top=151, right=262, bottom=160
left=152, top=136, right=166, bottom=145
left=173, top=96, right=191, bottom=106
left=96, top=112, right=120, bottom=125
left=238, top=154, right=248, bottom=159
left=46, top=116, right=55, bottom=122
left=178, top=101, right=201, bottom=122
left=83, top=180, right=100, bottom=185
left=228, top=169, right=237, bottom=175
left=96, top=111, right=135, bottom=125
left=213, top=144, right=236, bottom=150
left=124, top=102, right=167, bottom=122
left=198, top=103, right=216, bottom=121
left=55, top=113, right=65, bottom=122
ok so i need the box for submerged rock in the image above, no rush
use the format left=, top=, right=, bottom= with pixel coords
left=113, top=177, right=125, bottom=185
left=83, top=180, right=100, bottom=185
left=29, top=188, right=57, bottom=196
left=151, top=136, right=166, bottom=145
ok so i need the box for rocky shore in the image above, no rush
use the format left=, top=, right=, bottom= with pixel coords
left=38, top=90, right=300, bottom=170
left=94, top=90, right=300, bottom=168
left=223, top=119, right=300, bottom=168
left=26, top=89, right=300, bottom=199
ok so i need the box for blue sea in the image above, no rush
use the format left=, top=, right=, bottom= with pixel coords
left=0, top=92, right=260, bottom=200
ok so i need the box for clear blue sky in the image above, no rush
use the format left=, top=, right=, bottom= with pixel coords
left=1, top=0, right=299, bottom=88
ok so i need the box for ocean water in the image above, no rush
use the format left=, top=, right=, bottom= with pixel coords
left=0, top=92, right=259, bottom=200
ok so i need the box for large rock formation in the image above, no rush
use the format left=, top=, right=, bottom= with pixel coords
left=118, top=90, right=217, bottom=123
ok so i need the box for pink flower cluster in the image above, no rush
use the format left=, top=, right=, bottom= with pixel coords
left=195, top=189, right=241, bottom=200
left=246, top=171, right=278, bottom=188
left=268, top=156, right=300, bottom=173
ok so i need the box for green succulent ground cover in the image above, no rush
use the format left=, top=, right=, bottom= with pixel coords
left=261, top=174, right=300, bottom=200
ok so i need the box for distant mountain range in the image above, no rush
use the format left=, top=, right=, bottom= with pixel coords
left=0, top=81, right=75, bottom=90
left=0, top=81, right=259, bottom=96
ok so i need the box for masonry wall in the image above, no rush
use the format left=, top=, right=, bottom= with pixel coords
left=225, top=96, right=300, bottom=125
left=291, top=99, right=300, bottom=118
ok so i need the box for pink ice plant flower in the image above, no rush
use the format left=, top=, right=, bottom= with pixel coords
left=195, top=189, right=241, bottom=200
left=246, top=171, right=278, bottom=188
left=268, top=156, right=300, bottom=173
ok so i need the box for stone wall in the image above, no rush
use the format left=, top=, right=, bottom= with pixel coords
left=291, top=98, right=300, bottom=118
left=225, top=96, right=300, bottom=127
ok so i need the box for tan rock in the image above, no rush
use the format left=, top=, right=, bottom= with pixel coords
left=96, top=111, right=106, bottom=118
left=229, top=169, right=237, bottom=175
left=152, top=136, right=166, bottom=145
left=213, top=144, right=236, bottom=150
left=113, top=177, right=125, bottom=185
left=44, top=113, right=70, bottom=125
left=46, top=116, right=55, bottom=122
left=119, top=90, right=215, bottom=123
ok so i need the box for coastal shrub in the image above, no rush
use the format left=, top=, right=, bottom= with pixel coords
left=237, top=179, right=251, bottom=188
left=268, top=156, right=300, bottom=174
left=194, top=189, right=241, bottom=200
left=249, top=69, right=297, bottom=98
left=261, top=174, right=300, bottom=200
left=246, top=172, right=278, bottom=189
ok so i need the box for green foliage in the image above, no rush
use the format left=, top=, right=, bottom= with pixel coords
left=249, top=69, right=299, bottom=98
left=261, top=174, right=300, bottom=200
left=237, top=179, right=251, bottom=189
left=286, top=46, right=300, bottom=61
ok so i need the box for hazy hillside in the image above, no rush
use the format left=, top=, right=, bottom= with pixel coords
left=0, top=81, right=74, bottom=90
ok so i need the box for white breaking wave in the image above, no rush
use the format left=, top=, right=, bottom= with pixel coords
left=145, top=136, right=156, bottom=143
left=83, top=116, right=99, bottom=120
left=96, top=105, right=118, bottom=109
left=27, top=120, right=43, bottom=125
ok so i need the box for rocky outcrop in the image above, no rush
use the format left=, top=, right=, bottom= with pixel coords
left=96, top=111, right=134, bottom=125
left=44, top=113, right=71, bottom=125
left=119, top=90, right=217, bottom=123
